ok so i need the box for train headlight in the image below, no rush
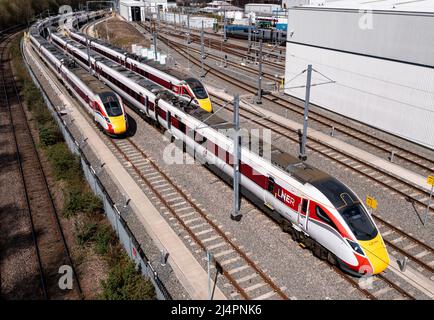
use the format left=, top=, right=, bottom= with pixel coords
left=347, top=239, right=365, bottom=256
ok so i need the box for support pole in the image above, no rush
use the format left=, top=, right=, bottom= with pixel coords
left=153, top=32, right=157, bottom=61
left=299, top=64, right=312, bottom=161
left=255, top=39, right=263, bottom=104
left=248, top=16, right=251, bottom=53
left=207, top=251, right=212, bottom=300
left=105, top=15, right=110, bottom=41
left=223, top=10, right=227, bottom=42
left=424, top=184, right=433, bottom=225
left=157, top=6, right=160, bottom=30
left=85, top=7, right=92, bottom=74
left=231, top=94, right=242, bottom=221
left=201, top=20, right=205, bottom=78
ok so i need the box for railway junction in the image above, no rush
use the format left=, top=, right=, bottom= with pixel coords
left=0, top=1, right=433, bottom=303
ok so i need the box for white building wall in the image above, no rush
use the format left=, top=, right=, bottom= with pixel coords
left=143, top=0, right=168, bottom=12
left=285, top=8, right=434, bottom=149
left=159, top=12, right=216, bottom=28
left=120, top=1, right=146, bottom=21
left=245, top=4, right=281, bottom=15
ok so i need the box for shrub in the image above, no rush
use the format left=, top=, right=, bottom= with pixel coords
left=76, top=221, right=98, bottom=247
left=38, top=122, right=62, bottom=147
left=100, top=258, right=156, bottom=300
left=94, top=225, right=117, bottom=255
left=63, top=188, right=103, bottom=217
left=46, top=143, right=82, bottom=182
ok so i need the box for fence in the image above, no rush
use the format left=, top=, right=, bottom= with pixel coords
left=22, top=40, right=172, bottom=300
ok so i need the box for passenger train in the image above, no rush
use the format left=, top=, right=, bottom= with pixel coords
left=28, top=32, right=127, bottom=136
left=30, top=13, right=390, bottom=277
left=66, top=31, right=213, bottom=113
left=224, top=25, right=287, bottom=45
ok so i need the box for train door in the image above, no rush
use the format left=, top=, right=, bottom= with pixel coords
left=264, top=176, right=275, bottom=211
left=144, top=95, right=149, bottom=115
left=166, top=111, right=171, bottom=131
left=298, top=199, right=309, bottom=231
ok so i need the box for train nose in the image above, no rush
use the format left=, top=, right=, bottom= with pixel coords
left=197, top=98, right=213, bottom=113
left=110, top=115, right=127, bottom=135
left=359, top=234, right=390, bottom=274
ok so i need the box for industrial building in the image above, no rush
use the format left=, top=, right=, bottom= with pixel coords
left=120, top=0, right=168, bottom=21
left=284, top=0, right=434, bottom=149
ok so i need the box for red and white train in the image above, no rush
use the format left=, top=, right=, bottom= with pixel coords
left=33, top=14, right=390, bottom=276
left=29, top=32, right=127, bottom=136
left=67, top=30, right=213, bottom=113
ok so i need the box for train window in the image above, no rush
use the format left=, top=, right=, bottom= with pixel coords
left=194, top=131, right=207, bottom=144
left=185, top=78, right=208, bottom=99
left=301, top=199, right=308, bottom=215
left=340, top=204, right=378, bottom=241
left=267, top=176, right=275, bottom=192
left=100, top=93, right=123, bottom=117
left=315, top=206, right=338, bottom=230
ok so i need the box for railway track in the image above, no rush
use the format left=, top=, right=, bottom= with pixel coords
left=43, top=26, right=288, bottom=298
left=42, top=24, right=425, bottom=300
left=105, top=134, right=289, bottom=300
left=141, top=29, right=434, bottom=205
left=0, top=31, right=82, bottom=299
left=143, top=23, right=285, bottom=69
left=77, top=19, right=433, bottom=298
left=96, top=105, right=417, bottom=301
left=80, top=21, right=432, bottom=298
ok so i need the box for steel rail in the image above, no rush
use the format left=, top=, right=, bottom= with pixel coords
left=6, top=31, right=83, bottom=299
left=109, top=137, right=289, bottom=300
left=0, top=31, right=48, bottom=300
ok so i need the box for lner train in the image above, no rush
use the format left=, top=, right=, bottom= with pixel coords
left=67, top=30, right=213, bottom=113
left=32, top=10, right=107, bottom=38
left=45, top=26, right=389, bottom=276
left=29, top=33, right=127, bottom=136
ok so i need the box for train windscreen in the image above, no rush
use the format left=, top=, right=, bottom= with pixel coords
left=340, top=204, right=378, bottom=241
left=185, top=78, right=208, bottom=99
left=101, top=93, right=123, bottom=117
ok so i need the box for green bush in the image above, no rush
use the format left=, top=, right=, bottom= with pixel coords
left=63, top=188, right=103, bottom=217
left=76, top=221, right=98, bottom=247
left=46, top=143, right=82, bottom=182
left=94, top=225, right=116, bottom=255
left=38, top=122, right=62, bottom=147
left=100, top=258, right=156, bottom=300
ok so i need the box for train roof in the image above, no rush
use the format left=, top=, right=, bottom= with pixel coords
left=72, top=64, right=113, bottom=95
left=36, top=38, right=114, bottom=96
left=269, top=146, right=359, bottom=207
left=56, top=33, right=163, bottom=93
left=54, top=33, right=199, bottom=110
left=76, top=32, right=199, bottom=83
left=187, top=108, right=348, bottom=203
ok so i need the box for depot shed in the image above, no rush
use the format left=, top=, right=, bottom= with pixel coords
left=120, top=0, right=146, bottom=22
